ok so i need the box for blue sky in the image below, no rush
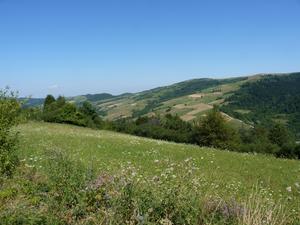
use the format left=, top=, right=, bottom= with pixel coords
left=0, top=0, right=299, bottom=97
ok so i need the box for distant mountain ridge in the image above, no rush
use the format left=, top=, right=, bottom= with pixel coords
left=22, top=72, right=300, bottom=134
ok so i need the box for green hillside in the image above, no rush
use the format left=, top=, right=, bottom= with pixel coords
left=1, top=122, right=300, bottom=224
left=222, top=73, right=300, bottom=135
left=93, top=73, right=300, bottom=135
left=19, top=123, right=300, bottom=207
left=23, top=73, right=300, bottom=134
left=93, top=76, right=251, bottom=123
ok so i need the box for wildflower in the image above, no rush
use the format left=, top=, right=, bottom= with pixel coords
left=25, top=164, right=34, bottom=168
left=148, top=208, right=154, bottom=213
left=184, top=158, right=190, bottom=162
left=137, top=215, right=144, bottom=222
left=152, top=176, right=159, bottom=182
left=286, top=186, right=292, bottom=192
left=160, top=218, right=173, bottom=225
left=154, top=159, right=159, bottom=163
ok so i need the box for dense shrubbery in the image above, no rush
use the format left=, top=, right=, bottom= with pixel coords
left=192, top=107, right=240, bottom=151
left=238, top=123, right=299, bottom=158
left=42, top=95, right=103, bottom=129
left=113, top=114, right=193, bottom=144
left=0, top=88, right=20, bottom=180
left=22, top=95, right=104, bottom=129
left=113, top=107, right=299, bottom=159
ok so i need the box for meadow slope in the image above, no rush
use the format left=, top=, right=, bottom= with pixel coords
left=18, top=122, right=300, bottom=212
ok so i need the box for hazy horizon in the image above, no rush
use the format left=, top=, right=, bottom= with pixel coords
left=1, top=0, right=299, bottom=97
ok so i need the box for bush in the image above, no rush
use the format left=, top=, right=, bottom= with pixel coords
left=192, top=107, right=240, bottom=150
left=42, top=96, right=103, bottom=129
left=239, top=126, right=280, bottom=154
left=0, top=88, right=20, bottom=180
left=269, top=123, right=294, bottom=148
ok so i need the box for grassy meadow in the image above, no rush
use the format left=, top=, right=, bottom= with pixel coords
left=1, top=121, right=300, bottom=224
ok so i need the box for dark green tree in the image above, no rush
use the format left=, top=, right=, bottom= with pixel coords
left=192, top=107, right=239, bottom=150
left=56, top=96, right=66, bottom=108
left=239, top=125, right=280, bottom=154
left=269, top=123, right=293, bottom=148
left=269, top=123, right=297, bottom=158
left=80, top=101, right=97, bottom=119
left=79, top=101, right=103, bottom=128
left=43, top=94, right=56, bottom=109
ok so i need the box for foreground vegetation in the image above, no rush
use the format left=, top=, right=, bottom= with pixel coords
left=1, top=122, right=299, bottom=224
left=0, top=89, right=20, bottom=182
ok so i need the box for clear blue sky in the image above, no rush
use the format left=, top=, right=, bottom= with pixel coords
left=0, top=0, right=299, bottom=97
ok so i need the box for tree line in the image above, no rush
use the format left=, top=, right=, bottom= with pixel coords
left=23, top=94, right=300, bottom=160
left=222, top=73, right=300, bottom=136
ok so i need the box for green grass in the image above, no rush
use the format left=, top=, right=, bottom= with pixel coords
left=1, top=121, right=299, bottom=224
left=18, top=122, right=300, bottom=208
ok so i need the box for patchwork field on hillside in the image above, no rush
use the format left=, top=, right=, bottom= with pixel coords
left=94, top=76, right=250, bottom=125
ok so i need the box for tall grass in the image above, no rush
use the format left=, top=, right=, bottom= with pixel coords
left=239, top=188, right=290, bottom=225
left=0, top=148, right=296, bottom=225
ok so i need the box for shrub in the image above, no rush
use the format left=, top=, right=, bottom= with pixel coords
left=79, top=101, right=103, bottom=129
left=0, top=88, right=20, bottom=180
left=42, top=96, right=103, bottom=129
left=192, top=107, right=240, bottom=150
left=269, top=123, right=294, bottom=148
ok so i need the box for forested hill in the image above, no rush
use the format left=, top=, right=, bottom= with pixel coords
left=134, top=77, right=247, bottom=102
left=21, top=73, right=300, bottom=136
left=222, top=73, right=300, bottom=135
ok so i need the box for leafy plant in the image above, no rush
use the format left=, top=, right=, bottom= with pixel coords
left=192, top=106, right=239, bottom=150
left=0, top=88, right=20, bottom=180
